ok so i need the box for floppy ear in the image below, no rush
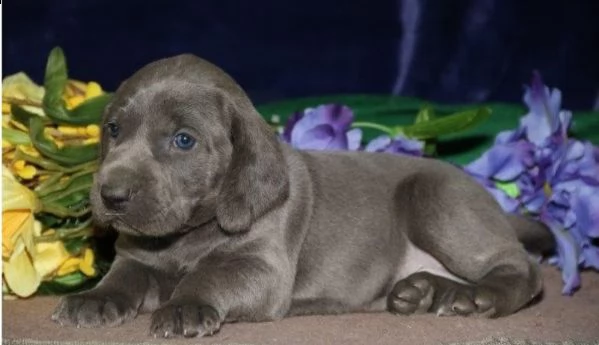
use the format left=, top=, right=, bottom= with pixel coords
left=216, top=102, right=290, bottom=233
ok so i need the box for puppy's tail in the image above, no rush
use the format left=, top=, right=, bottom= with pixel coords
left=508, top=214, right=555, bottom=255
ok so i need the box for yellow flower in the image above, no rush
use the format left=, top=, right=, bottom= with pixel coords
left=2, top=167, right=73, bottom=297
left=2, top=72, right=46, bottom=117
left=86, top=124, right=100, bottom=138
left=56, top=125, right=81, bottom=136
left=12, top=160, right=37, bottom=180
left=2, top=73, right=45, bottom=103
left=85, top=82, right=103, bottom=99
left=16, top=145, right=40, bottom=158
left=56, top=248, right=96, bottom=277
left=33, top=240, right=70, bottom=279
left=65, top=96, right=85, bottom=110
left=64, top=81, right=104, bottom=110
left=2, top=166, right=41, bottom=297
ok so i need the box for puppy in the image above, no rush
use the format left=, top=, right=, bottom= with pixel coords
left=52, top=54, right=552, bottom=338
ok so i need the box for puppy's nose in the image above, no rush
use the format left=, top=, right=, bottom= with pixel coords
left=100, top=184, right=131, bottom=210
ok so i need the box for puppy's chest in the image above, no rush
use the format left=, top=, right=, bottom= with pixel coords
left=117, top=231, right=223, bottom=275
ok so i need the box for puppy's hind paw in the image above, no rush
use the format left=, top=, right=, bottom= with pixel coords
left=387, top=272, right=434, bottom=315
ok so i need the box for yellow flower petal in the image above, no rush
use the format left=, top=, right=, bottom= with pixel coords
left=17, top=145, right=40, bottom=158
left=83, top=138, right=99, bottom=145
left=2, top=211, right=30, bottom=259
left=79, top=248, right=96, bottom=277
left=2, top=103, right=11, bottom=114
left=16, top=165, right=37, bottom=180
left=9, top=120, right=29, bottom=132
left=54, top=139, right=65, bottom=149
left=65, top=95, right=85, bottom=110
left=85, top=82, right=103, bottom=99
left=3, top=244, right=41, bottom=297
left=57, top=257, right=82, bottom=276
left=3, top=140, right=14, bottom=149
left=33, top=241, right=70, bottom=278
left=12, top=160, right=25, bottom=170
left=2, top=72, right=45, bottom=103
left=57, top=126, right=81, bottom=136
left=86, top=124, right=100, bottom=137
left=2, top=166, right=40, bottom=212
left=2, top=166, right=40, bottom=259
left=64, top=80, right=87, bottom=98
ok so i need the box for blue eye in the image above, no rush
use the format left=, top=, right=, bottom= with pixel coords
left=105, top=122, right=119, bottom=138
left=173, top=132, right=196, bottom=150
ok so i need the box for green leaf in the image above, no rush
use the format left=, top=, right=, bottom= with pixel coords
left=414, top=105, right=436, bottom=124
left=42, top=46, right=111, bottom=125
left=2, top=127, right=31, bottom=145
left=10, top=105, right=50, bottom=128
left=43, top=47, right=69, bottom=120
left=40, top=201, right=91, bottom=218
left=399, top=107, right=491, bottom=139
left=64, top=236, right=89, bottom=255
left=495, top=181, right=521, bottom=198
left=40, top=172, right=93, bottom=204
left=29, top=116, right=99, bottom=166
left=66, top=93, right=112, bottom=124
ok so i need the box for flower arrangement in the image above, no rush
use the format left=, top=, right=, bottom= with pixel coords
left=3, top=48, right=111, bottom=297
left=2, top=47, right=597, bottom=298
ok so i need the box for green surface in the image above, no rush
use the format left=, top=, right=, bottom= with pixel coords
left=256, top=94, right=599, bottom=165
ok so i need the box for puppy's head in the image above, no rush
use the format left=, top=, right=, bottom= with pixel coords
left=91, top=54, right=289, bottom=237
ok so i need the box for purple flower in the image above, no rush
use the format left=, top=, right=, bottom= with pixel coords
left=520, top=71, right=572, bottom=146
left=464, top=72, right=599, bottom=295
left=364, top=135, right=424, bottom=156
left=281, top=104, right=362, bottom=151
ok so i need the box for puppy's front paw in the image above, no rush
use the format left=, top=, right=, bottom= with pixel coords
left=52, top=293, right=138, bottom=327
left=150, top=304, right=221, bottom=338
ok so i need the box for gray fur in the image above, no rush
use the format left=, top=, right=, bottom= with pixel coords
left=52, top=54, right=549, bottom=338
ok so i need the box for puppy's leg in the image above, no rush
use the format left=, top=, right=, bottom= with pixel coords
left=52, top=257, right=167, bottom=327
left=389, top=172, right=543, bottom=318
left=149, top=253, right=289, bottom=338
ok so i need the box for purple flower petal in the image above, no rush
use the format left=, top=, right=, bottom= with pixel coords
left=365, top=135, right=424, bottom=156
left=542, top=216, right=581, bottom=295
left=487, top=187, right=520, bottom=213
left=365, top=135, right=392, bottom=152
left=281, top=111, right=304, bottom=143
left=521, top=72, right=564, bottom=145
left=293, top=124, right=336, bottom=150
left=571, top=186, right=599, bottom=238
left=465, top=143, right=532, bottom=180
left=581, top=245, right=599, bottom=270
left=346, top=128, right=363, bottom=151
left=285, top=104, right=358, bottom=151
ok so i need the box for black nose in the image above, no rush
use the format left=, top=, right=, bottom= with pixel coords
left=100, top=184, right=131, bottom=210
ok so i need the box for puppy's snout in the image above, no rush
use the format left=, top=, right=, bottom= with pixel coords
left=99, top=168, right=137, bottom=211
left=100, top=184, right=131, bottom=210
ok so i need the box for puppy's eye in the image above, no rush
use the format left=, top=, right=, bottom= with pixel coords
left=173, top=132, right=196, bottom=150
left=105, top=122, right=120, bottom=138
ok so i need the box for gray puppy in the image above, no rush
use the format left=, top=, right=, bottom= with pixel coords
left=52, top=54, right=553, bottom=338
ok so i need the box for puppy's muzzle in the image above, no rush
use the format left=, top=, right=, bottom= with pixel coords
left=99, top=167, right=137, bottom=211
left=100, top=184, right=131, bottom=210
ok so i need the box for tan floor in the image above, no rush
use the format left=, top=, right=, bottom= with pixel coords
left=3, top=265, right=599, bottom=345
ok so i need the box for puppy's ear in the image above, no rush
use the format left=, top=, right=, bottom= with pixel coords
left=216, top=102, right=289, bottom=233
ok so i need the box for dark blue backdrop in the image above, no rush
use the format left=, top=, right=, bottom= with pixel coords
left=4, top=0, right=599, bottom=109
